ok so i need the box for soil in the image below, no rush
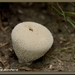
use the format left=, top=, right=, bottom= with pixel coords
left=0, top=2, right=75, bottom=72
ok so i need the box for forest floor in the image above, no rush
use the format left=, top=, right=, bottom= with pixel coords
left=0, top=3, right=75, bottom=72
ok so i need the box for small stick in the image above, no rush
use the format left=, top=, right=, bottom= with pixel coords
left=0, top=42, right=9, bottom=48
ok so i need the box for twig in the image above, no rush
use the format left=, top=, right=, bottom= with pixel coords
left=51, top=56, right=62, bottom=63
left=0, top=42, right=9, bottom=48
left=0, top=58, right=4, bottom=66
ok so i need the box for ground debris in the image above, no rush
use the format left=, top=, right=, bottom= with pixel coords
left=4, top=64, right=10, bottom=69
left=0, top=42, right=9, bottom=48
left=53, top=56, right=63, bottom=63
left=8, top=48, right=13, bottom=52
left=0, top=6, right=8, bottom=35
left=0, top=11, right=9, bottom=35
left=0, top=57, right=9, bottom=69
left=59, top=37, right=68, bottom=44
left=17, top=9, right=23, bottom=14
left=19, top=66, right=32, bottom=71
left=48, top=62, right=64, bottom=71
left=32, top=68, right=40, bottom=71
left=19, top=66, right=40, bottom=71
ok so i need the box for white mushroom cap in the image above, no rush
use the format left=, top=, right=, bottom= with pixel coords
left=11, top=21, right=53, bottom=63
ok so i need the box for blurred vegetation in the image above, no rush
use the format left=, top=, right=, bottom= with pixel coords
left=47, top=2, right=75, bottom=28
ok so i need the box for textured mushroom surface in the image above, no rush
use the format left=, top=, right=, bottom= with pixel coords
left=11, top=22, right=53, bottom=63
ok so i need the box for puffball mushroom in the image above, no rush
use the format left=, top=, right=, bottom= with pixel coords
left=11, top=21, right=53, bottom=65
